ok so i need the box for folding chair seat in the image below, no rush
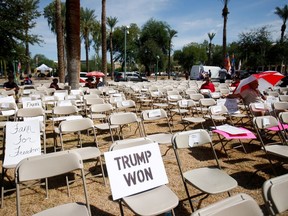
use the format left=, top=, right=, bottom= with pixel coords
left=51, top=105, right=80, bottom=151
left=262, top=173, right=288, bottom=215
left=249, top=102, right=270, bottom=118
left=108, top=112, right=143, bottom=142
left=59, top=118, right=106, bottom=184
left=279, top=94, right=288, bottom=102
left=172, top=129, right=238, bottom=212
left=278, top=111, right=288, bottom=140
left=253, top=115, right=288, bottom=175
left=15, top=151, right=91, bottom=216
left=191, top=193, right=263, bottom=216
left=108, top=137, right=179, bottom=216
left=84, top=97, right=105, bottom=116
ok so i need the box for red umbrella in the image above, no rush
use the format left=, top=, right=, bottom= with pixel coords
left=86, top=71, right=105, bottom=78
left=234, top=71, right=284, bottom=94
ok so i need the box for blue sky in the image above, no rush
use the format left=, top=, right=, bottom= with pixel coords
left=30, top=0, right=285, bottom=61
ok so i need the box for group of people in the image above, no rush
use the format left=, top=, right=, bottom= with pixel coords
left=84, top=77, right=103, bottom=89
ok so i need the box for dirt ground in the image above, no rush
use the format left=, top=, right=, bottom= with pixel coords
left=0, top=79, right=288, bottom=216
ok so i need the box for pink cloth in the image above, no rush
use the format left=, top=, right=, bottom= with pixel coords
left=268, top=123, right=288, bottom=131
left=213, top=127, right=256, bottom=139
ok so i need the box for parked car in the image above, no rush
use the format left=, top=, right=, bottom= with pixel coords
left=114, top=72, right=148, bottom=82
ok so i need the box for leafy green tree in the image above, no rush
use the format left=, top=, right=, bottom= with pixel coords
left=66, top=0, right=80, bottom=89
left=80, top=7, right=97, bottom=72
left=167, top=28, right=177, bottom=79
left=107, top=16, right=118, bottom=79
left=275, top=5, right=288, bottom=43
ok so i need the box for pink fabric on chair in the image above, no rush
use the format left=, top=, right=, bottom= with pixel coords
left=268, top=123, right=288, bottom=131
left=213, top=127, right=256, bottom=140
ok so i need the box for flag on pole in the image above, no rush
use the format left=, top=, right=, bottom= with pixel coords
left=238, top=60, right=242, bottom=71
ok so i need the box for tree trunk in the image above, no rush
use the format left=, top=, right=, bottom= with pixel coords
left=66, top=0, right=80, bottom=89
left=56, top=0, right=65, bottom=82
left=168, top=40, right=171, bottom=79
left=101, top=0, right=107, bottom=83
left=222, top=4, right=229, bottom=66
left=25, top=36, right=31, bottom=75
left=85, top=38, right=89, bottom=72
left=110, top=32, right=114, bottom=80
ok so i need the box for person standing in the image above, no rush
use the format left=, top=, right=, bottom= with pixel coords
left=219, top=67, right=228, bottom=83
left=3, top=74, right=19, bottom=95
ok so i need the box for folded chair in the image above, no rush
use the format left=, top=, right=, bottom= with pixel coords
left=191, top=193, right=263, bottom=216
left=262, top=173, right=288, bottom=215
left=15, top=151, right=91, bottom=216
left=172, top=129, right=238, bottom=212
left=109, top=137, right=179, bottom=216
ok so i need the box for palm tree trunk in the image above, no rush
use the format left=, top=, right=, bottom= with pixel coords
left=110, top=32, right=114, bottom=80
left=168, top=41, right=171, bottom=79
left=222, top=3, right=229, bottom=66
left=85, top=39, right=89, bottom=72
left=66, top=0, right=80, bottom=89
left=56, top=0, right=65, bottom=82
left=101, top=0, right=107, bottom=83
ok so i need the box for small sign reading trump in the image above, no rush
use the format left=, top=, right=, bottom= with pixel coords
left=104, top=142, right=168, bottom=200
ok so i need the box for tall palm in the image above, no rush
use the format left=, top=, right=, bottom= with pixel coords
left=91, top=21, right=101, bottom=70
left=107, top=16, right=118, bottom=80
left=66, top=0, right=80, bottom=89
left=221, top=0, right=230, bottom=66
left=101, top=0, right=107, bottom=82
left=55, top=0, right=65, bottom=82
left=167, top=28, right=177, bottom=79
left=80, top=7, right=96, bottom=72
left=275, top=5, right=288, bottom=43
left=208, top=32, right=216, bottom=65
left=44, top=0, right=66, bottom=82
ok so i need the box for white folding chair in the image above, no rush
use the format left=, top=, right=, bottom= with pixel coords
left=15, top=151, right=91, bottom=216
left=172, top=129, right=238, bottom=212
left=191, top=193, right=263, bottom=216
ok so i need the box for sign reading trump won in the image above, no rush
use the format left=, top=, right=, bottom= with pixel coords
left=104, top=142, right=168, bottom=200
left=3, top=120, right=41, bottom=167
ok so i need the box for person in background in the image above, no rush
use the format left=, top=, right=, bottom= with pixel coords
left=24, top=74, right=33, bottom=85
left=50, top=78, right=62, bottom=90
left=3, top=74, right=19, bottom=95
left=218, top=67, right=228, bottom=83
left=95, top=77, right=104, bottom=88
left=227, top=79, right=266, bottom=116
left=84, top=77, right=95, bottom=88
left=208, top=69, right=212, bottom=78
left=200, top=77, right=215, bottom=97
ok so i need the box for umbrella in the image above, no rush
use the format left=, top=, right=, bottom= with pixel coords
left=234, top=71, right=284, bottom=94
left=86, top=71, right=105, bottom=78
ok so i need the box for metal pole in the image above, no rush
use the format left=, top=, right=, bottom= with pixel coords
left=124, top=27, right=127, bottom=80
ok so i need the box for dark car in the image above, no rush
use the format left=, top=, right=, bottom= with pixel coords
left=114, top=72, right=148, bottom=82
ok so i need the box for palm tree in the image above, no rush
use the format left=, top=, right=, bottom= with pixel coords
left=66, top=0, right=80, bottom=89
left=101, top=0, right=107, bottom=83
left=167, top=28, right=177, bottom=79
left=275, top=5, right=288, bottom=43
left=107, top=16, right=118, bottom=80
left=91, top=21, right=101, bottom=70
left=80, top=7, right=96, bottom=72
left=55, top=0, right=65, bottom=82
left=208, top=32, right=216, bottom=65
left=221, top=0, right=230, bottom=66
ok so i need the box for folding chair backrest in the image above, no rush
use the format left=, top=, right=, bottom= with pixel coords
left=90, top=103, right=113, bottom=113
left=17, top=107, right=45, bottom=118
left=53, top=105, right=78, bottom=115
left=141, top=108, right=168, bottom=121
left=273, top=101, right=288, bottom=116
left=191, top=193, right=263, bottom=216
left=253, top=115, right=279, bottom=129
left=209, top=105, right=229, bottom=115
left=59, top=118, right=94, bottom=133
left=109, top=137, right=154, bottom=151
left=109, top=112, right=138, bottom=125
left=199, top=98, right=216, bottom=107
left=189, top=93, right=204, bottom=101
left=263, top=173, right=288, bottom=215
left=279, top=111, right=288, bottom=124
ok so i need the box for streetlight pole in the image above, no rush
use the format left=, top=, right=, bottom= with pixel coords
left=124, top=26, right=129, bottom=80
left=155, top=55, right=160, bottom=81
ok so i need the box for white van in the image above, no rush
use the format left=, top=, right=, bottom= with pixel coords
left=190, top=65, right=221, bottom=80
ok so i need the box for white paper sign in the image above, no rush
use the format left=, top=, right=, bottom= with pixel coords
left=216, top=124, right=247, bottom=135
left=148, top=109, right=161, bottom=118
left=189, top=133, right=200, bottom=147
left=3, top=120, right=41, bottom=167
left=23, top=99, right=42, bottom=108
left=262, top=118, right=270, bottom=127
left=104, top=142, right=168, bottom=200
left=121, top=101, right=130, bottom=107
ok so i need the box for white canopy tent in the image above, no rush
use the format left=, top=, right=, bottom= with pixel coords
left=36, top=64, right=52, bottom=74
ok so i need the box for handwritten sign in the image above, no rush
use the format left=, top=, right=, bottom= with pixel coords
left=217, top=98, right=239, bottom=114
left=3, top=120, right=41, bottom=167
left=104, top=142, right=168, bottom=200
left=22, top=99, right=42, bottom=108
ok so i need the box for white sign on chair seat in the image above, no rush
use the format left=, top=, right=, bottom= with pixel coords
left=3, top=120, right=41, bottom=167
left=104, top=142, right=168, bottom=200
